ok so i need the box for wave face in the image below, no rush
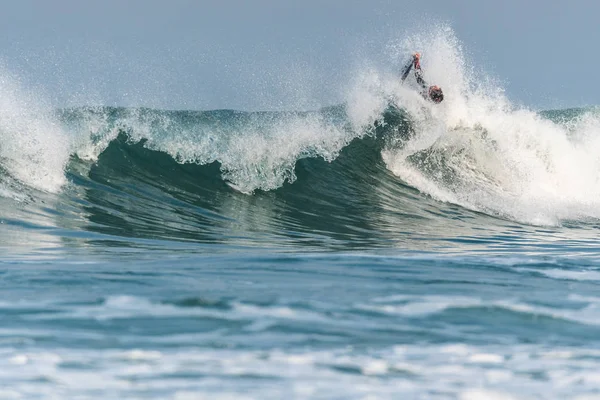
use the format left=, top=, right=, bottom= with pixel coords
left=0, top=103, right=598, bottom=255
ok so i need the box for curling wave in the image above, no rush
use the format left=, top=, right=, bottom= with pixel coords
left=1, top=26, right=600, bottom=251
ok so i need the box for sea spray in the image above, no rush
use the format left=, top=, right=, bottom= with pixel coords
left=0, top=68, right=69, bottom=194
left=346, top=26, right=600, bottom=225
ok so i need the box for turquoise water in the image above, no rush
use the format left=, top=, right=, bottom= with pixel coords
left=3, top=28, right=600, bottom=398
left=3, top=251, right=600, bottom=399
left=1, top=103, right=600, bottom=399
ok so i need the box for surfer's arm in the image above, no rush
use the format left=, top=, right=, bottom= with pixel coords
left=400, top=58, right=414, bottom=82
left=410, top=53, right=428, bottom=89
left=401, top=53, right=423, bottom=83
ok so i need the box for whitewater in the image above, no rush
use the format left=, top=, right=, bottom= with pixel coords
left=1, top=27, right=600, bottom=399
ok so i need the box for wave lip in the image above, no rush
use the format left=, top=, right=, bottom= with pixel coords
left=59, top=105, right=360, bottom=194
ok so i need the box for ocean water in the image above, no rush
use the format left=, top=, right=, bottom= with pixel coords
left=2, top=29, right=600, bottom=399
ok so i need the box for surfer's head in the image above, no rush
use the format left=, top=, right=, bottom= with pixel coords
left=428, top=85, right=444, bottom=103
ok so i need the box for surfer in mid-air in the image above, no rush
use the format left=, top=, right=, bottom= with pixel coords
left=373, top=52, right=443, bottom=130
left=401, top=53, right=444, bottom=103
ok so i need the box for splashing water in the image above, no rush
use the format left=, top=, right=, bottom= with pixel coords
left=347, top=25, right=600, bottom=226
left=2, top=24, right=599, bottom=228
left=0, top=70, right=69, bottom=194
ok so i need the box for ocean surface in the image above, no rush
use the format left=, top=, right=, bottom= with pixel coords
left=2, top=32, right=600, bottom=399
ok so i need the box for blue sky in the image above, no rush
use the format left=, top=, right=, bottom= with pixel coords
left=0, top=0, right=597, bottom=110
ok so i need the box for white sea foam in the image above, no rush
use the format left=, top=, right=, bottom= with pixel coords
left=347, top=25, right=600, bottom=226
left=0, top=343, right=599, bottom=399
left=1, top=289, right=600, bottom=398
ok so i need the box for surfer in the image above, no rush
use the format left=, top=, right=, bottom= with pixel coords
left=401, top=53, right=444, bottom=103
